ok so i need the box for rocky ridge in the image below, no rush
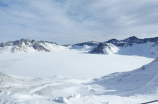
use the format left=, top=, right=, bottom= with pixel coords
left=0, top=38, right=65, bottom=53
left=1, top=36, right=158, bottom=56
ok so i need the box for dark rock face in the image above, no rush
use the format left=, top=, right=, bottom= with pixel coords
left=123, top=36, right=138, bottom=42
left=106, top=39, right=129, bottom=47
left=36, top=41, right=58, bottom=45
left=33, top=43, right=50, bottom=52
left=0, top=43, right=5, bottom=47
left=74, top=41, right=100, bottom=46
left=12, top=38, right=31, bottom=46
left=90, top=43, right=108, bottom=54
left=106, top=36, right=158, bottom=47
left=145, top=37, right=158, bottom=42
left=106, top=39, right=119, bottom=44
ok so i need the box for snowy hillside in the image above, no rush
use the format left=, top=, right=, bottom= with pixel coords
left=92, top=57, right=158, bottom=96
left=118, top=42, right=158, bottom=58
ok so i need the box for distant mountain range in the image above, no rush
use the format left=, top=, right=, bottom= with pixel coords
left=0, top=36, right=158, bottom=58
left=89, top=36, right=158, bottom=58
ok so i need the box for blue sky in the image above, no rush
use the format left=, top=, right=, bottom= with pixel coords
left=0, top=0, right=158, bottom=44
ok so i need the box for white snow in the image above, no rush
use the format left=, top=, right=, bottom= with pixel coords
left=0, top=68, right=158, bottom=104
left=102, top=43, right=119, bottom=54
left=39, top=42, right=68, bottom=51
left=0, top=46, right=158, bottom=104
left=117, top=42, right=158, bottom=58
left=0, top=50, right=153, bottom=78
left=70, top=45, right=94, bottom=51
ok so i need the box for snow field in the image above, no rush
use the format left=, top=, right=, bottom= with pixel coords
left=0, top=50, right=153, bottom=78
left=0, top=50, right=157, bottom=104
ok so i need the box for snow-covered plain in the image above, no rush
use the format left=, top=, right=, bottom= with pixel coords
left=0, top=50, right=153, bottom=78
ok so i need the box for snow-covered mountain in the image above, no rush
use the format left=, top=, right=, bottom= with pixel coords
left=106, top=36, right=158, bottom=46
left=90, top=36, right=158, bottom=58
left=68, top=36, right=158, bottom=58
left=0, top=38, right=67, bottom=53
left=68, top=41, right=99, bottom=51
left=90, top=43, right=119, bottom=54
left=0, top=39, right=100, bottom=53
left=1, top=36, right=158, bottom=58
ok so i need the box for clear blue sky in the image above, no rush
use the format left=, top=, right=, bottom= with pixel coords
left=0, top=0, right=158, bottom=44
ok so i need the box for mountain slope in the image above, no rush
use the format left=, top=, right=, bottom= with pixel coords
left=90, top=36, right=158, bottom=58
left=118, top=42, right=158, bottom=58
left=90, top=43, right=119, bottom=54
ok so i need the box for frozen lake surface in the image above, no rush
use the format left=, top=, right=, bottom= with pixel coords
left=0, top=50, right=153, bottom=78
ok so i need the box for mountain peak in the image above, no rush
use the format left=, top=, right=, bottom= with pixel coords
left=129, top=36, right=138, bottom=38
left=20, top=38, right=31, bottom=42
left=125, top=36, right=138, bottom=40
